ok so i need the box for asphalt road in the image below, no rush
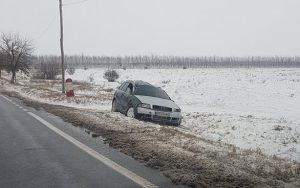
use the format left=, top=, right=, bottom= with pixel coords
left=0, top=95, right=186, bottom=188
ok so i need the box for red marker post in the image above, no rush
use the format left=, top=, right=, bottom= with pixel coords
left=65, top=78, right=74, bottom=97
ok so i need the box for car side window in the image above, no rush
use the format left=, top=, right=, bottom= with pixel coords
left=124, top=83, right=133, bottom=94
left=125, top=87, right=131, bottom=94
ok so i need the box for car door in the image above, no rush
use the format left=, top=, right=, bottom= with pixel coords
left=121, top=83, right=133, bottom=113
left=115, top=82, right=128, bottom=112
left=117, top=82, right=129, bottom=113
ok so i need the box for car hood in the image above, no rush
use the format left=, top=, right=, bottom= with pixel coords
left=135, top=95, right=180, bottom=109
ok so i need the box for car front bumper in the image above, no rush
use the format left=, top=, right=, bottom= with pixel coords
left=137, top=107, right=182, bottom=124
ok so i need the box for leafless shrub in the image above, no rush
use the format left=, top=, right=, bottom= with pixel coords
left=274, top=125, right=284, bottom=131
left=103, top=70, right=119, bottom=82
left=31, top=69, right=45, bottom=79
left=32, top=55, right=61, bottom=80
left=66, top=66, right=76, bottom=75
left=162, top=80, right=171, bottom=84
left=40, top=60, right=60, bottom=80
left=88, top=75, right=94, bottom=83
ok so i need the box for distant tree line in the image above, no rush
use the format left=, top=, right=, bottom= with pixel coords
left=32, top=55, right=300, bottom=69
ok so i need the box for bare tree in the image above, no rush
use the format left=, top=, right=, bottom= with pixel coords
left=0, top=33, right=33, bottom=83
left=0, top=51, right=5, bottom=78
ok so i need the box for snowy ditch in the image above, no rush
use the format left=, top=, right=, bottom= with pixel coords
left=1, top=68, right=300, bottom=162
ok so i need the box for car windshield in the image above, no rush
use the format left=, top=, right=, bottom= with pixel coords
left=134, top=85, right=170, bottom=100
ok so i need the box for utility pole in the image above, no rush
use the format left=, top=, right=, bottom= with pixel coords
left=59, top=0, right=65, bottom=93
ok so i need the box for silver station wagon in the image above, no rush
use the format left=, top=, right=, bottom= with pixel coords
left=111, top=80, right=182, bottom=126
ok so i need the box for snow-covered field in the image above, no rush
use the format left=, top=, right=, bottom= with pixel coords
left=66, top=68, right=300, bottom=162
left=2, top=68, right=299, bottom=162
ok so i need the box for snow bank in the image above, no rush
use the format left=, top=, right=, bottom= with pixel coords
left=66, top=68, right=300, bottom=161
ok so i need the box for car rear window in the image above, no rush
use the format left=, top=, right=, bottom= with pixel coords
left=134, top=85, right=170, bottom=100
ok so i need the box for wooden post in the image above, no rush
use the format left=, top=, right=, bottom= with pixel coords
left=59, top=0, right=65, bottom=93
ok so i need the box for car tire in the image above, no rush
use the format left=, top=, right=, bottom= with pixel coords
left=126, top=107, right=135, bottom=118
left=173, top=119, right=182, bottom=126
left=111, top=100, right=117, bottom=112
left=173, top=122, right=180, bottom=126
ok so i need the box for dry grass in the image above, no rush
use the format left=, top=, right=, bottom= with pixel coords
left=72, top=80, right=93, bottom=91
left=1, top=77, right=300, bottom=188
left=3, top=89, right=298, bottom=188
left=6, top=78, right=113, bottom=104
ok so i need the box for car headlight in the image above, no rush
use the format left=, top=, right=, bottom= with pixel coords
left=138, top=103, right=151, bottom=109
left=175, top=108, right=181, bottom=112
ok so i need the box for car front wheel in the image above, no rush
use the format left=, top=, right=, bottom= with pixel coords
left=173, top=119, right=182, bottom=126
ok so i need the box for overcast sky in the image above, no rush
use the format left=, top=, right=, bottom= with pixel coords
left=1, top=0, right=299, bottom=56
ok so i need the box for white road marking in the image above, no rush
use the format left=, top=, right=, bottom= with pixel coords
left=1, top=95, right=13, bottom=103
left=1, top=95, right=28, bottom=112
left=1, top=95, right=158, bottom=188
left=27, top=112, right=158, bottom=188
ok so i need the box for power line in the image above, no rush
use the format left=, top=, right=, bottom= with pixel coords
left=63, top=0, right=89, bottom=6
left=36, top=0, right=88, bottom=41
left=36, top=12, right=59, bottom=41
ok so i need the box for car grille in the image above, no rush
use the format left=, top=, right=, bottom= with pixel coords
left=153, top=115, right=180, bottom=122
left=152, top=105, right=172, bottom=112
